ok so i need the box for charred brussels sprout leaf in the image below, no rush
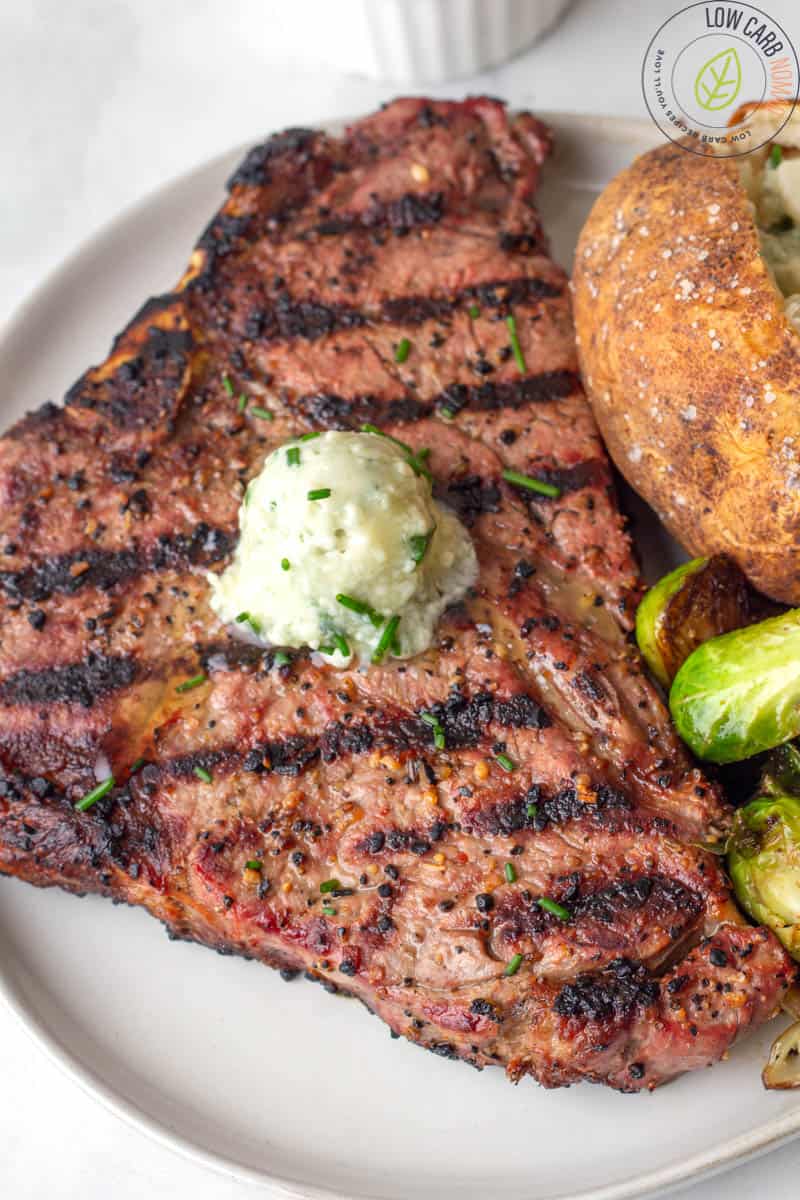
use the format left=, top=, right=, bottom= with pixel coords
left=728, top=792, right=800, bottom=959
left=669, top=609, right=800, bottom=763
left=636, top=557, right=708, bottom=686
left=635, top=555, right=762, bottom=687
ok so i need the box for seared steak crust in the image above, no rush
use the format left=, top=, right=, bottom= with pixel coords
left=0, top=97, right=792, bottom=1092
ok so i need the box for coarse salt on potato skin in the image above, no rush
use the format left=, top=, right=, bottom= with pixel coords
left=572, top=102, right=800, bottom=606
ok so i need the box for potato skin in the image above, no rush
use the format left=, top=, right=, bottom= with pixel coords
left=573, top=140, right=800, bottom=604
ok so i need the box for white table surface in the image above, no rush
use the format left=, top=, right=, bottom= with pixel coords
left=1, top=1, right=799, bottom=1196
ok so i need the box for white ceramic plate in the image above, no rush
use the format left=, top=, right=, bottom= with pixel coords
left=1, top=112, right=798, bottom=1200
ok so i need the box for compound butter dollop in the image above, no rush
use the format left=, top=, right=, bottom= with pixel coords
left=209, top=430, right=477, bottom=665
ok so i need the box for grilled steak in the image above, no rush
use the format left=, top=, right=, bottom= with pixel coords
left=0, top=97, right=792, bottom=1092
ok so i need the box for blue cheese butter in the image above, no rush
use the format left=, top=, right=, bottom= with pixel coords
left=208, top=430, right=477, bottom=665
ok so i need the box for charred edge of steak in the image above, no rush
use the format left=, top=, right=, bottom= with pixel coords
left=226, top=128, right=318, bottom=190
left=65, top=325, right=193, bottom=430
left=553, top=958, right=660, bottom=1023
left=0, top=654, right=138, bottom=709
left=0, top=523, right=235, bottom=603
left=299, top=369, right=580, bottom=430
left=110, top=293, right=186, bottom=353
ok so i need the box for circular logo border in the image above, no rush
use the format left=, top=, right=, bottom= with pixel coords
left=641, top=1, right=799, bottom=156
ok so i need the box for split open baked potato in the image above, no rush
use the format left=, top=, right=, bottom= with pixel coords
left=573, top=102, right=800, bottom=604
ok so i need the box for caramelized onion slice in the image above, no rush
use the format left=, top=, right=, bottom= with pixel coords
left=763, top=1019, right=800, bottom=1089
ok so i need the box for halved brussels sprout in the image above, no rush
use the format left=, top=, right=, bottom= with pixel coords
left=669, top=608, right=800, bottom=763
left=728, top=791, right=800, bottom=959
left=635, top=555, right=760, bottom=687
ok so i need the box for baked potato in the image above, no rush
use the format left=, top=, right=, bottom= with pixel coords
left=573, top=102, right=800, bottom=604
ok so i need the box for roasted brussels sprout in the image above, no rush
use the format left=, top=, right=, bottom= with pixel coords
left=635, top=555, right=762, bottom=687
left=728, top=791, right=800, bottom=958
left=669, top=609, right=800, bottom=763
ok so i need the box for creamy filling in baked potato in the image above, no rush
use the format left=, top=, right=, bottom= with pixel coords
left=741, top=134, right=800, bottom=332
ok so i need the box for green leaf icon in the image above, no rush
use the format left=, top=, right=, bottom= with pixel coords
left=694, top=46, right=742, bottom=111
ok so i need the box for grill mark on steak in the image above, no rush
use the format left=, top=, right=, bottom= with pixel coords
left=0, top=524, right=234, bottom=602
left=462, top=782, right=632, bottom=838
left=553, top=958, right=661, bottom=1023
left=206, top=275, right=563, bottom=345
left=299, top=369, right=580, bottom=429
left=434, top=476, right=503, bottom=527
left=310, top=190, right=446, bottom=237
left=0, top=654, right=138, bottom=709
left=152, top=689, right=553, bottom=785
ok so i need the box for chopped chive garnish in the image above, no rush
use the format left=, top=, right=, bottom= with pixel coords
left=320, top=879, right=341, bottom=894
left=336, top=595, right=387, bottom=628
left=129, top=757, right=145, bottom=774
left=235, top=611, right=262, bottom=634
left=193, top=765, right=212, bottom=784
left=251, top=406, right=273, bottom=421
left=359, top=424, right=432, bottom=481
left=495, top=753, right=516, bottom=772
left=526, top=801, right=538, bottom=821
left=502, top=467, right=560, bottom=499
left=537, top=896, right=571, bottom=921
left=332, top=631, right=350, bottom=657
left=286, top=447, right=300, bottom=467
left=770, top=144, right=783, bottom=168
left=245, top=860, right=262, bottom=872
left=237, top=393, right=248, bottom=413
left=361, top=423, right=413, bottom=453
left=336, top=593, right=370, bottom=615
left=409, top=529, right=434, bottom=566
left=319, top=644, right=335, bottom=654
left=394, top=337, right=411, bottom=364
left=505, top=953, right=523, bottom=977
left=75, top=776, right=115, bottom=812
left=468, top=304, right=480, bottom=319
left=281, top=558, right=291, bottom=571
left=273, top=651, right=290, bottom=667
left=300, top=432, right=321, bottom=441
left=372, top=614, right=400, bottom=664
left=420, top=711, right=446, bottom=750
left=222, top=375, right=234, bottom=396
left=506, top=313, right=527, bottom=373
left=322, top=905, right=336, bottom=916
left=307, top=487, right=331, bottom=500
left=504, top=862, right=517, bottom=883
left=176, top=672, right=206, bottom=693
left=441, top=407, right=456, bottom=420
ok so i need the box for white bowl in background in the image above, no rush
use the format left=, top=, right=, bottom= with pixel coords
left=291, top=0, right=572, bottom=84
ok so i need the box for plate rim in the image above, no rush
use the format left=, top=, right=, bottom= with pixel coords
left=1, top=108, right=798, bottom=1200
